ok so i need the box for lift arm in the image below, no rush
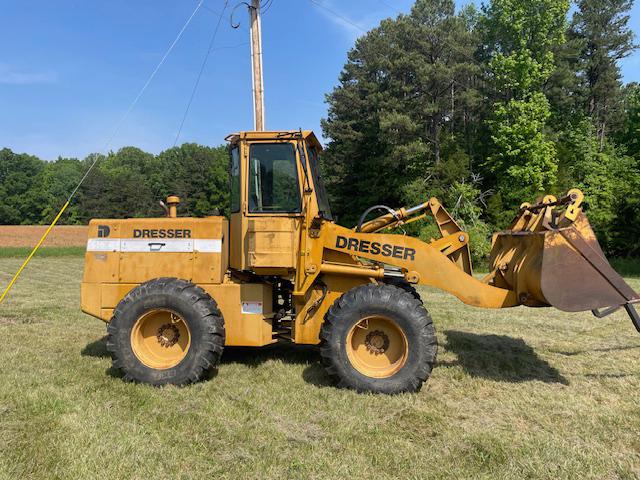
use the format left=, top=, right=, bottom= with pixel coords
left=356, top=198, right=473, bottom=276
left=318, top=222, right=518, bottom=309
left=307, top=190, right=640, bottom=331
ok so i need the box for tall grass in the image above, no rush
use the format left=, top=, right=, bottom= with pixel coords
left=0, top=257, right=638, bottom=478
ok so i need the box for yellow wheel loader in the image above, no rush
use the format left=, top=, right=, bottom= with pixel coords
left=81, top=130, right=640, bottom=394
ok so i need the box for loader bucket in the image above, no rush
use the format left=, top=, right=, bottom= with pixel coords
left=487, top=189, right=640, bottom=330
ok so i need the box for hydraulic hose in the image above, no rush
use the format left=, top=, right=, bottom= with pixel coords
left=355, top=205, right=400, bottom=232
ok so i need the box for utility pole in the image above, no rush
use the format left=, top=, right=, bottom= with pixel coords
left=249, top=0, right=265, bottom=131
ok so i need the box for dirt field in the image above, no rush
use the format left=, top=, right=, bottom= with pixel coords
left=0, top=226, right=88, bottom=247
left=0, top=256, right=638, bottom=479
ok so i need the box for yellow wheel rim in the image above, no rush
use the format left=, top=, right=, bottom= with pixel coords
left=131, top=309, right=191, bottom=370
left=346, top=315, right=408, bottom=378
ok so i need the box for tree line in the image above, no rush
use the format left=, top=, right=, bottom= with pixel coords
left=1, top=0, right=638, bottom=262
left=322, top=0, right=640, bottom=260
left=0, top=144, right=229, bottom=225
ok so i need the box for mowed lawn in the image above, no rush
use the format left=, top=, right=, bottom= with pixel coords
left=0, top=256, right=639, bottom=479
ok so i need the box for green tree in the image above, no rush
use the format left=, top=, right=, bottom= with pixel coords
left=609, top=83, right=640, bottom=255
left=0, top=142, right=265, bottom=225
left=557, top=119, right=619, bottom=246
left=0, top=149, right=46, bottom=224
left=609, top=153, right=640, bottom=256
left=322, top=0, right=481, bottom=225
left=74, top=144, right=230, bottom=221
left=482, top=0, right=570, bottom=220
left=96, top=147, right=158, bottom=218
left=37, top=157, right=84, bottom=223
left=156, top=144, right=229, bottom=217
left=617, top=83, right=640, bottom=158
left=545, top=30, right=584, bottom=127
left=570, top=0, right=637, bottom=148
left=75, top=155, right=114, bottom=222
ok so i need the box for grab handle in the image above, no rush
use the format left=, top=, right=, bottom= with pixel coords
left=148, top=242, right=166, bottom=252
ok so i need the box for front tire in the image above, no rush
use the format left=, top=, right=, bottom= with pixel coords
left=382, top=278, right=422, bottom=302
left=107, top=278, right=225, bottom=386
left=320, top=283, right=437, bottom=394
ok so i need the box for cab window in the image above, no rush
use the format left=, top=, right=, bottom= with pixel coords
left=230, top=147, right=241, bottom=213
left=307, top=145, right=333, bottom=220
left=248, top=143, right=301, bottom=213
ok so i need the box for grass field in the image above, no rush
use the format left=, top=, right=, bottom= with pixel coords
left=0, top=255, right=639, bottom=479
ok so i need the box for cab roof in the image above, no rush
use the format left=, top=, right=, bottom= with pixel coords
left=225, top=130, right=323, bottom=151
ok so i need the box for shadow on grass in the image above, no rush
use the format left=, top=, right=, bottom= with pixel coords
left=223, top=344, right=332, bottom=387
left=82, top=332, right=570, bottom=386
left=81, top=336, right=330, bottom=386
left=81, top=336, right=125, bottom=380
left=221, top=343, right=318, bottom=366
left=441, top=330, right=569, bottom=385
left=81, top=336, right=109, bottom=358
left=583, top=372, right=640, bottom=378
left=551, top=344, right=640, bottom=356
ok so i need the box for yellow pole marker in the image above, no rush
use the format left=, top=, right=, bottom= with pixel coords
left=0, top=200, right=70, bottom=304
left=0, top=1, right=205, bottom=305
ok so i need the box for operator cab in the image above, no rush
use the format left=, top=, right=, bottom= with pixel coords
left=225, top=131, right=331, bottom=275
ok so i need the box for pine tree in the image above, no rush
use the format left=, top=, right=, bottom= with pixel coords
left=571, top=0, right=637, bottom=148
left=322, top=0, right=481, bottom=224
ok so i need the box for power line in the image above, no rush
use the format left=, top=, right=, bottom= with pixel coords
left=376, top=0, right=402, bottom=15
left=261, top=0, right=275, bottom=15
left=0, top=0, right=206, bottom=304
left=174, top=0, right=230, bottom=146
left=201, top=1, right=247, bottom=31
left=311, top=0, right=479, bottom=64
left=69, top=0, right=205, bottom=200
left=208, top=42, right=250, bottom=50
left=308, top=0, right=368, bottom=33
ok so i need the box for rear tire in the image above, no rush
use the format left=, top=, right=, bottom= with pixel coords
left=320, top=283, right=437, bottom=394
left=107, top=278, right=224, bottom=386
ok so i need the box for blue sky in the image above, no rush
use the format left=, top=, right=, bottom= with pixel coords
left=1, top=0, right=639, bottom=160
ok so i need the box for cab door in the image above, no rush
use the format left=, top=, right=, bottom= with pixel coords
left=229, top=140, right=303, bottom=273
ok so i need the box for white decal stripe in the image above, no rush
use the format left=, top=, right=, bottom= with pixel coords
left=194, top=239, right=222, bottom=253
left=87, top=238, right=120, bottom=252
left=121, top=239, right=194, bottom=253
left=87, top=238, right=222, bottom=253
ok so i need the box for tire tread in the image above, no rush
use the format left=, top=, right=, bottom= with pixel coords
left=106, top=278, right=224, bottom=386
left=320, top=283, right=437, bottom=394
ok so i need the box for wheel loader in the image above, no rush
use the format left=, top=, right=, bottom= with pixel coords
left=81, top=130, right=640, bottom=394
